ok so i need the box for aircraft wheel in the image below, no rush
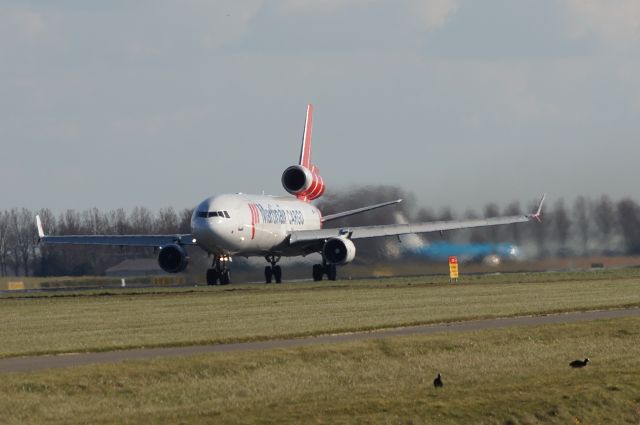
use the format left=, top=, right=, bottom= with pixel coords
left=220, top=270, right=231, bottom=285
left=273, top=265, right=282, bottom=283
left=265, top=266, right=273, bottom=284
left=327, top=264, right=337, bottom=281
left=206, top=268, right=219, bottom=285
left=312, top=264, right=323, bottom=281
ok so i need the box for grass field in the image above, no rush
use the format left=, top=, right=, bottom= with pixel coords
left=0, top=275, right=157, bottom=291
left=1, top=316, right=638, bottom=424
left=1, top=269, right=640, bottom=358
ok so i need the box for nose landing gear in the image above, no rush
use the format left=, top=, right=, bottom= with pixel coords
left=206, top=256, right=231, bottom=285
left=265, top=255, right=282, bottom=284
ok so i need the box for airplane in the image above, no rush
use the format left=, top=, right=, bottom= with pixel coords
left=36, top=104, right=545, bottom=285
left=385, top=212, right=521, bottom=265
left=407, top=241, right=521, bottom=265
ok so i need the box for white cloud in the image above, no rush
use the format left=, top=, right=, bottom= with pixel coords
left=0, top=5, right=55, bottom=44
left=0, top=2, right=265, bottom=57
left=129, top=0, right=265, bottom=52
left=410, top=0, right=459, bottom=31
left=280, top=0, right=377, bottom=14
left=279, top=0, right=459, bottom=32
left=6, top=7, right=46, bottom=38
left=562, top=0, right=640, bottom=44
left=190, top=0, right=265, bottom=49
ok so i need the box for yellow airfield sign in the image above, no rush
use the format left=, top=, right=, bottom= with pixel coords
left=7, top=281, right=25, bottom=291
left=448, top=256, right=459, bottom=281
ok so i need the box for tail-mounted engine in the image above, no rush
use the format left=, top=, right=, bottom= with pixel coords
left=323, top=237, right=356, bottom=265
left=281, top=164, right=325, bottom=201
left=158, top=244, right=189, bottom=273
left=283, top=104, right=325, bottom=201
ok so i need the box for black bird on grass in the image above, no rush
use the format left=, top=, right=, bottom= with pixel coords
left=433, top=373, right=443, bottom=388
left=569, top=358, right=590, bottom=368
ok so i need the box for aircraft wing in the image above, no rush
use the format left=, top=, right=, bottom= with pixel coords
left=321, top=199, right=403, bottom=222
left=290, top=195, right=545, bottom=244
left=36, top=216, right=196, bottom=247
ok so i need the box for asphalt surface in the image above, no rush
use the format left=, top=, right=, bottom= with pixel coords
left=1, top=308, right=638, bottom=374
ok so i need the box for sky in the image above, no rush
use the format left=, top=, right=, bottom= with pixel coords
left=1, top=0, right=639, bottom=213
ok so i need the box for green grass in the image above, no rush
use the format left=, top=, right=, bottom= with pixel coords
left=0, top=275, right=156, bottom=291
left=1, top=317, right=639, bottom=424
left=1, top=267, right=638, bottom=296
left=1, top=269, right=640, bottom=358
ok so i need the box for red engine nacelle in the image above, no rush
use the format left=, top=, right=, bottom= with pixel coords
left=281, top=164, right=325, bottom=201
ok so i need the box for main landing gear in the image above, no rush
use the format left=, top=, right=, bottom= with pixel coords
left=207, top=256, right=231, bottom=285
left=312, top=258, right=337, bottom=281
left=265, top=255, right=282, bottom=284
left=261, top=255, right=337, bottom=283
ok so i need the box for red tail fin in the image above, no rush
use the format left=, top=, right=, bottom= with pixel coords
left=299, top=104, right=313, bottom=168
left=281, top=104, right=325, bottom=201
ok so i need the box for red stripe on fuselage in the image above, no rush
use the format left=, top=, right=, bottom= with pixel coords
left=249, top=203, right=256, bottom=240
left=253, top=204, right=259, bottom=237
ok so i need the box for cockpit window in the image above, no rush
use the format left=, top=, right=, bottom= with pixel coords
left=198, top=210, right=230, bottom=219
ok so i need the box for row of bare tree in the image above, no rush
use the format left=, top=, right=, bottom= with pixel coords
left=1, top=189, right=639, bottom=277
left=417, top=195, right=639, bottom=256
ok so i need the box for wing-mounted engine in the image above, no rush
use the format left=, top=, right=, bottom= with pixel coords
left=158, top=244, right=189, bottom=273
left=323, top=237, right=356, bottom=265
left=281, top=164, right=325, bottom=201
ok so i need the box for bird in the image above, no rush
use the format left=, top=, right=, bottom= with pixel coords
left=569, top=358, right=590, bottom=368
left=433, top=373, right=443, bottom=388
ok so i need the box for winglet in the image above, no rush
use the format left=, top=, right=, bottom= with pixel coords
left=530, top=193, right=546, bottom=223
left=36, top=215, right=45, bottom=239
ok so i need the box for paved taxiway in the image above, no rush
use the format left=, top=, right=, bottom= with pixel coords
left=1, top=308, right=638, bottom=373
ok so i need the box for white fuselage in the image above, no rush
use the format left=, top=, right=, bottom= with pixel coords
left=191, top=194, right=322, bottom=256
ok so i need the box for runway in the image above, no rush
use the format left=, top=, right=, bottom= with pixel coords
left=1, top=307, right=638, bottom=374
